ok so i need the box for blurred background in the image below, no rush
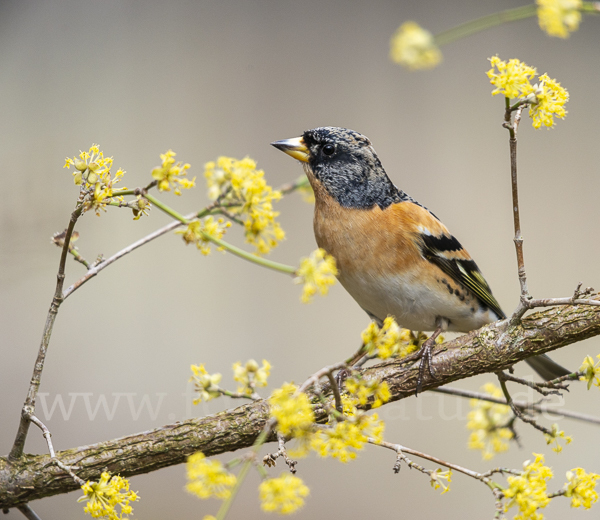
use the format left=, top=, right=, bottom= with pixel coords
left=1, top=0, right=599, bottom=518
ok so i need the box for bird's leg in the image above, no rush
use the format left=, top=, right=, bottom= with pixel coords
left=415, top=317, right=448, bottom=396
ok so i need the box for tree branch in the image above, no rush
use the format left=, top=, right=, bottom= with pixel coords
left=2, top=300, right=599, bottom=508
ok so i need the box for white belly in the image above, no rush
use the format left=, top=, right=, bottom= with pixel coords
left=339, top=269, right=497, bottom=333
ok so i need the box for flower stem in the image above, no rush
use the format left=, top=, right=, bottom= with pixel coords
left=215, top=424, right=273, bottom=520
left=143, top=194, right=296, bottom=275
left=434, top=4, right=537, bottom=46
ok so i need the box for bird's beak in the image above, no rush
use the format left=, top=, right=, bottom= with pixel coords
left=271, top=136, right=309, bottom=163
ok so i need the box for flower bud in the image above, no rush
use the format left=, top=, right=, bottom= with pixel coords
left=74, top=159, right=88, bottom=172
left=245, top=359, right=259, bottom=372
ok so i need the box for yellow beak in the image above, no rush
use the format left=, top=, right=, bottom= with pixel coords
left=271, top=136, right=309, bottom=163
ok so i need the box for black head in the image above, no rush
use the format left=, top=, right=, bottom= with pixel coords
left=272, top=126, right=403, bottom=210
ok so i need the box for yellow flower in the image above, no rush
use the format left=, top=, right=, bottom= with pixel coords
left=151, top=149, right=195, bottom=195
left=430, top=468, right=452, bottom=494
left=294, top=248, right=338, bottom=303
left=132, top=195, right=151, bottom=220
left=504, top=454, right=553, bottom=520
left=544, top=423, right=572, bottom=453
left=269, top=383, right=315, bottom=438
left=186, top=452, right=237, bottom=500
left=175, top=217, right=231, bottom=255
left=190, top=364, right=222, bottom=403
left=579, top=354, right=600, bottom=389
left=311, top=413, right=384, bottom=463
left=232, top=359, right=271, bottom=395
left=78, top=472, right=139, bottom=520
left=537, top=0, right=582, bottom=38
left=390, top=22, right=442, bottom=70
left=563, top=468, right=600, bottom=509
left=204, top=156, right=284, bottom=254
left=361, top=317, right=402, bottom=359
left=528, top=74, right=569, bottom=129
left=63, top=144, right=126, bottom=215
left=466, top=383, right=514, bottom=460
left=259, top=474, right=309, bottom=514
left=344, top=376, right=391, bottom=409
left=487, top=56, right=536, bottom=99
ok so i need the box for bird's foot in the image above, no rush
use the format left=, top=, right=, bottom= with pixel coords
left=415, top=337, right=437, bottom=396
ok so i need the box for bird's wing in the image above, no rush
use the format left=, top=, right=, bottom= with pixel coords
left=388, top=200, right=506, bottom=319
left=420, top=231, right=506, bottom=319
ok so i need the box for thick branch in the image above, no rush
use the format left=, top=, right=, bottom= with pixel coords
left=2, top=301, right=599, bottom=508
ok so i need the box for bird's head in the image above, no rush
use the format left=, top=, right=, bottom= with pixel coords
left=272, top=126, right=398, bottom=210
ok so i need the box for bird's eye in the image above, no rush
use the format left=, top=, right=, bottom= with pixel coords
left=322, top=144, right=335, bottom=156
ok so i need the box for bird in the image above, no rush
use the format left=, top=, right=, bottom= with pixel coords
left=271, top=126, right=569, bottom=393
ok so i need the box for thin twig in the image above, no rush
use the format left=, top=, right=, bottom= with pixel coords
left=326, top=372, right=343, bottom=413
left=298, top=362, right=348, bottom=394
left=29, top=415, right=85, bottom=485
left=503, top=104, right=530, bottom=320
left=371, top=438, right=506, bottom=514
left=432, top=386, right=600, bottom=425
left=63, top=217, right=187, bottom=299
left=499, top=372, right=568, bottom=395
left=275, top=174, right=310, bottom=195
left=263, top=434, right=298, bottom=474
left=497, top=371, right=553, bottom=435
left=219, top=388, right=261, bottom=401
left=16, top=504, right=42, bottom=520
left=9, top=198, right=85, bottom=461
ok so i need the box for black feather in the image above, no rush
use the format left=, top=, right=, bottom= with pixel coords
left=421, top=233, right=506, bottom=319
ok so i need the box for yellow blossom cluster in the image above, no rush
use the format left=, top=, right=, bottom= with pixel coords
left=389, top=22, right=442, bottom=70
left=579, top=354, right=600, bottom=389
left=345, top=375, right=391, bottom=409
left=232, top=359, right=271, bottom=395
left=64, top=144, right=126, bottom=215
left=190, top=364, right=222, bottom=403
left=360, top=318, right=430, bottom=359
left=466, top=383, right=514, bottom=460
left=487, top=57, right=537, bottom=99
left=78, top=472, right=138, bottom=520
left=268, top=383, right=315, bottom=438
left=294, top=248, right=338, bottom=303
left=176, top=217, right=231, bottom=255
left=537, top=0, right=582, bottom=38
left=151, top=149, right=195, bottom=195
left=563, top=468, right=600, bottom=509
left=528, top=74, right=569, bottom=129
left=487, top=56, right=569, bottom=129
left=361, top=317, right=401, bottom=359
left=430, top=468, right=452, bottom=494
left=259, top=473, right=310, bottom=515
left=204, top=156, right=284, bottom=254
left=268, top=380, right=385, bottom=462
left=311, top=413, right=384, bottom=463
left=504, top=454, right=553, bottom=520
left=544, top=423, right=572, bottom=453
left=186, top=452, right=237, bottom=500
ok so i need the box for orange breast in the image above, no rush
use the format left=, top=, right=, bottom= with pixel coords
left=312, top=187, right=441, bottom=279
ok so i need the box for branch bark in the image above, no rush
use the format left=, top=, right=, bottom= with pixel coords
left=2, top=301, right=599, bottom=509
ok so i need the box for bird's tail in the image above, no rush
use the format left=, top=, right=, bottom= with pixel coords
left=525, top=354, right=571, bottom=381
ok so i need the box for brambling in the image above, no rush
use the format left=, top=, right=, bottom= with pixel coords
left=272, top=126, right=569, bottom=393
